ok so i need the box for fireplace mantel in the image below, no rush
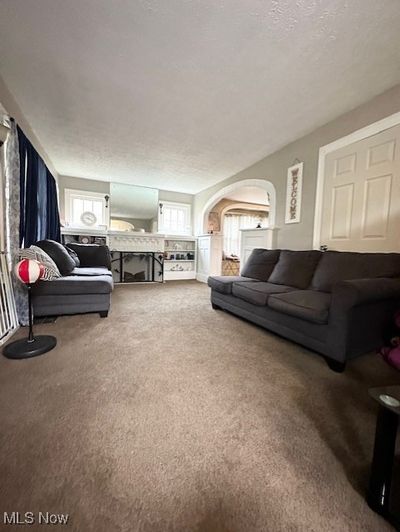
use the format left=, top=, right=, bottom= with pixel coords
left=108, top=231, right=165, bottom=252
left=61, top=227, right=167, bottom=252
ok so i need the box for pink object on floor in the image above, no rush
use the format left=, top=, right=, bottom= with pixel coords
left=379, top=346, right=391, bottom=361
left=383, top=345, right=400, bottom=370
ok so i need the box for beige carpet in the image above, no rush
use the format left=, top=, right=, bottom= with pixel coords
left=0, top=281, right=397, bottom=531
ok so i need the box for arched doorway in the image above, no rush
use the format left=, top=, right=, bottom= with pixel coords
left=197, top=179, right=277, bottom=280
left=200, top=178, right=276, bottom=235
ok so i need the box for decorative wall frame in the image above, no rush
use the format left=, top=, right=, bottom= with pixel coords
left=285, top=162, right=303, bottom=224
left=208, top=211, right=221, bottom=233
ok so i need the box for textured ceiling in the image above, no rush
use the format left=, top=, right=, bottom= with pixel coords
left=1, top=1, right=400, bottom=194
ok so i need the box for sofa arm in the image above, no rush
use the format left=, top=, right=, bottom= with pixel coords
left=331, top=278, right=400, bottom=310
left=326, top=278, right=400, bottom=362
left=66, top=243, right=111, bottom=269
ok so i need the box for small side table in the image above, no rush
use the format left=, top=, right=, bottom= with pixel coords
left=367, top=386, right=400, bottom=528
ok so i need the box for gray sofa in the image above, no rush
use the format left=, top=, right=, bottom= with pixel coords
left=208, top=249, right=400, bottom=371
left=32, top=243, right=114, bottom=318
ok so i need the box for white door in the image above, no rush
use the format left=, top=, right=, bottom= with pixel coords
left=197, top=236, right=211, bottom=281
left=320, top=124, right=400, bottom=252
left=196, top=235, right=223, bottom=282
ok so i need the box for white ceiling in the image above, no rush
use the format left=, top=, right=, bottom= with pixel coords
left=1, top=1, right=400, bottom=194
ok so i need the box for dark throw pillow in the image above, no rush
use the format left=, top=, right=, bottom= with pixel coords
left=65, top=247, right=80, bottom=267
left=35, top=240, right=76, bottom=275
left=18, top=246, right=61, bottom=280
left=66, top=243, right=111, bottom=269
left=268, top=250, right=322, bottom=289
left=241, top=249, right=281, bottom=281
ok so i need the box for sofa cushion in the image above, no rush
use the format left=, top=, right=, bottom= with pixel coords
left=268, top=290, right=331, bottom=324
left=268, top=250, right=322, bottom=289
left=240, top=249, right=281, bottom=281
left=32, top=275, right=114, bottom=296
left=311, top=251, right=400, bottom=292
left=208, top=275, right=257, bottom=295
left=35, top=240, right=76, bottom=275
left=232, top=281, right=296, bottom=306
left=71, top=267, right=112, bottom=277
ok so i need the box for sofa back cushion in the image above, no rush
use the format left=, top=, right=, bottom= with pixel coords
left=35, top=240, right=76, bottom=275
left=311, top=251, right=400, bottom=292
left=240, top=249, right=281, bottom=281
left=268, top=250, right=322, bottom=289
left=66, top=243, right=111, bottom=269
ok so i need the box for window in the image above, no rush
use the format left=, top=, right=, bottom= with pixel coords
left=158, top=201, right=191, bottom=235
left=65, top=189, right=107, bottom=228
left=223, top=212, right=267, bottom=256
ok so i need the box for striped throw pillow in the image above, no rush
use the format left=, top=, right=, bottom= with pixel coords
left=18, top=246, right=62, bottom=281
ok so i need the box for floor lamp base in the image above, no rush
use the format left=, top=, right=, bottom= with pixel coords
left=3, top=335, right=57, bottom=359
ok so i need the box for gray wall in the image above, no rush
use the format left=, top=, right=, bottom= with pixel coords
left=194, top=84, right=400, bottom=249
left=0, top=76, right=59, bottom=179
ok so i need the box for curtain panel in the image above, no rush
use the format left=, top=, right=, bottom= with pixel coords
left=3, top=119, right=28, bottom=324
left=17, top=126, right=60, bottom=247
left=223, top=213, right=267, bottom=256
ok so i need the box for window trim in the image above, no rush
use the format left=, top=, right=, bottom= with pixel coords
left=64, top=188, right=108, bottom=228
left=158, top=201, right=192, bottom=236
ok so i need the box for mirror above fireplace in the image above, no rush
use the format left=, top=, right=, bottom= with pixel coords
left=109, top=183, right=159, bottom=233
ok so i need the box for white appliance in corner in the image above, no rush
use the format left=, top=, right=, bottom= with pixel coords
left=240, top=228, right=278, bottom=265
left=196, top=234, right=223, bottom=283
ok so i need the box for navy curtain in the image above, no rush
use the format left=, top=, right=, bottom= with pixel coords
left=17, top=126, right=60, bottom=247
left=18, top=127, right=28, bottom=244
left=45, top=167, right=61, bottom=242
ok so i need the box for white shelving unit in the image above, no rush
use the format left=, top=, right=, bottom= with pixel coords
left=164, top=237, right=197, bottom=281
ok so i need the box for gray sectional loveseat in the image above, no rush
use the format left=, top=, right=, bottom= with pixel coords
left=208, top=249, right=400, bottom=371
left=32, top=242, right=114, bottom=318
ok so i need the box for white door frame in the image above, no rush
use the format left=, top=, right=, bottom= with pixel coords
left=313, top=111, right=400, bottom=249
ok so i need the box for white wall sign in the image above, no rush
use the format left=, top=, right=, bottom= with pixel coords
left=285, top=162, right=303, bottom=224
